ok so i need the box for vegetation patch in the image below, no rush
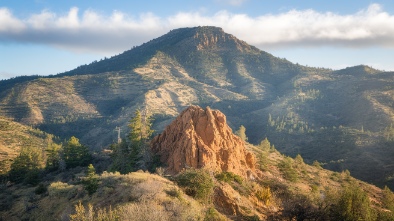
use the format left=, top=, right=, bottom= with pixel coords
left=174, top=168, right=214, bottom=201
left=278, top=156, right=298, bottom=182
left=215, top=171, right=243, bottom=184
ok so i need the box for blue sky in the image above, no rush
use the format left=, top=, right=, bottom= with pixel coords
left=1, top=0, right=394, bottom=80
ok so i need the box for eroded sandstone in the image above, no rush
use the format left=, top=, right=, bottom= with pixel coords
left=151, top=105, right=255, bottom=177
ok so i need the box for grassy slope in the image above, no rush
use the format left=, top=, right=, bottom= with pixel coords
left=0, top=116, right=53, bottom=175
left=0, top=141, right=389, bottom=220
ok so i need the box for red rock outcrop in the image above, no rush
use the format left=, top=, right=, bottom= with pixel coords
left=151, top=106, right=255, bottom=177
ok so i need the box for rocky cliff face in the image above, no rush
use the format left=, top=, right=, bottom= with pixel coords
left=151, top=105, right=255, bottom=177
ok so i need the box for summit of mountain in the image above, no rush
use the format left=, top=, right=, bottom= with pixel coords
left=332, top=65, right=382, bottom=76
left=62, top=26, right=273, bottom=76
left=56, top=26, right=306, bottom=96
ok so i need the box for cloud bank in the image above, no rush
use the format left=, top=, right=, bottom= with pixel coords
left=0, top=4, right=393, bottom=54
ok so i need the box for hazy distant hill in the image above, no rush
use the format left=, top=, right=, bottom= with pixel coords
left=0, top=26, right=393, bottom=187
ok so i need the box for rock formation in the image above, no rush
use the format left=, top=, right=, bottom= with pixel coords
left=151, top=106, right=255, bottom=177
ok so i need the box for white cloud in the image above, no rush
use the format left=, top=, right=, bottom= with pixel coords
left=0, top=8, right=25, bottom=32
left=0, top=4, right=394, bottom=54
left=215, top=0, right=248, bottom=6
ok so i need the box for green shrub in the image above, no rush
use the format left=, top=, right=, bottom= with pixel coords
left=174, top=169, right=214, bottom=201
left=331, top=183, right=375, bottom=221
left=35, top=183, right=47, bottom=195
left=382, top=186, right=394, bottom=212
left=254, top=185, right=272, bottom=205
left=204, top=207, right=226, bottom=221
left=258, top=151, right=269, bottom=171
left=215, top=171, right=243, bottom=184
left=48, top=181, right=79, bottom=198
left=165, top=187, right=181, bottom=199
left=311, top=184, right=319, bottom=193
left=242, top=215, right=260, bottom=221
left=312, top=160, right=322, bottom=169
left=278, top=157, right=298, bottom=182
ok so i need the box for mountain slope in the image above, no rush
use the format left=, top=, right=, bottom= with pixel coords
left=0, top=26, right=319, bottom=148
left=1, top=106, right=392, bottom=220
left=0, top=26, right=393, bottom=188
left=0, top=116, right=56, bottom=175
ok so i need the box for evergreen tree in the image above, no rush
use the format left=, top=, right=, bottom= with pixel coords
left=63, top=136, right=91, bottom=168
left=235, top=125, right=248, bottom=142
left=8, top=146, right=44, bottom=184
left=128, top=109, right=154, bottom=171
left=45, top=142, right=62, bottom=171
left=294, top=154, right=305, bottom=170
left=110, top=109, right=155, bottom=173
left=109, top=141, right=133, bottom=174
left=294, top=154, right=304, bottom=164
left=382, top=186, right=394, bottom=212
left=259, top=138, right=271, bottom=151
left=332, top=183, right=374, bottom=221
left=378, top=186, right=394, bottom=220
left=83, top=164, right=98, bottom=195
left=128, top=109, right=153, bottom=145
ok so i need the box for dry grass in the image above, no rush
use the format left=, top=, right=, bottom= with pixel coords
left=0, top=116, right=52, bottom=175
left=1, top=170, right=208, bottom=220
left=0, top=142, right=388, bottom=221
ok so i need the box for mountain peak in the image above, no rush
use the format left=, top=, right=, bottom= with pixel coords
left=159, top=26, right=251, bottom=51
left=191, top=26, right=250, bottom=51
left=169, top=26, right=224, bottom=34
left=191, top=26, right=225, bottom=37
left=335, top=65, right=381, bottom=76
left=61, top=26, right=257, bottom=76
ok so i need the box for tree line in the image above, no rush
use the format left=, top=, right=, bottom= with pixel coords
left=6, top=135, right=91, bottom=185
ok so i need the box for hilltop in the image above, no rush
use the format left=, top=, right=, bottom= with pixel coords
left=0, top=26, right=393, bottom=188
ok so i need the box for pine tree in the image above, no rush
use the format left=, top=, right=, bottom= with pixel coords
left=46, top=142, right=62, bottom=171
left=128, top=109, right=153, bottom=145
left=9, top=146, right=44, bottom=184
left=294, top=154, right=304, bottom=164
left=63, top=136, right=91, bottom=168
left=294, top=154, right=305, bottom=170
left=128, top=109, right=154, bottom=171
left=83, top=164, right=98, bottom=195
left=332, top=183, right=374, bottom=220
left=109, top=109, right=155, bottom=173
left=236, top=125, right=248, bottom=142
left=128, top=109, right=143, bottom=145
left=382, top=186, right=394, bottom=212
left=259, top=138, right=271, bottom=151
left=109, top=141, right=133, bottom=174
